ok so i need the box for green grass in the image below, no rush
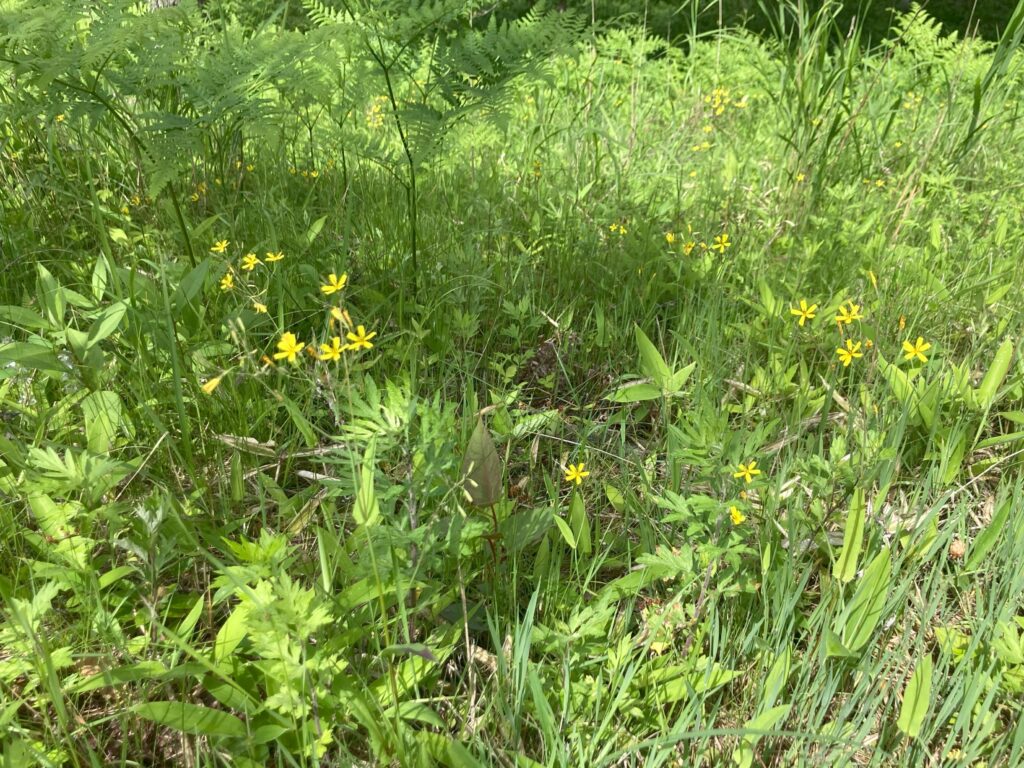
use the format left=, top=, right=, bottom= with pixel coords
left=1, top=0, right=1024, bottom=766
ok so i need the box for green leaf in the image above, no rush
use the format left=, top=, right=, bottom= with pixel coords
left=965, top=497, right=1011, bottom=570
left=0, top=305, right=50, bottom=331
left=634, top=325, right=670, bottom=387
left=133, top=701, right=246, bottom=738
left=36, top=264, right=65, bottom=327
left=460, top=416, right=503, bottom=507
left=568, top=491, right=591, bottom=556
left=839, top=547, right=891, bottom=653
left=896, top=656, right=933, bottom=739
left=305, top=215, right=328, bottom=245
left=353, top=442, right=380, bottom=527
left=605, top=382, right=662, bottom=403
left=604, top=484, right=625, bottom=512
left=214, top=604, right=248, bottom=662
left=81, top=391, right=122, bottom=454
left=666, top=361, right=697, bottom=394
left=761, top=645, right=792, bottom=711
left=85, top=301, right=128, bottom=351
left=833, top=489, right=865, bottom=583
left=0, top=341, right=68, bottom=374
left=280, top=395, right=317, bottom=448
left=975, top=337, right=1014, bottom=411
left=732, top=704, right=792, bottom=768
left=552, top=514, right=576, bottom=550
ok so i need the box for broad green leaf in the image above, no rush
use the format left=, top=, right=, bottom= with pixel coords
left=966, top=497, right=1011, bottom=570
left=72, top=661, right=166, bottom=694
left=877, top=354, right=934, bottom=429
left=896, top=656, right=933, bottom=739
left=568, top=491, right=591, bottom=556
left=81, top=390, right=122, bottom=454
left=666, top=361, right=697, bottom=394
left=177, top=595, right=205, bottom=643
left=305, top=215, right=328, bottom=245
left=280, top=395, right=317, bottom=448
left=171, top=258, right=211, bottom=312
left=133, top=701, right=246, bottom=738
left=761, top=645, right=792, bottom=711
left=833, top=489, right=865, bottom=583
left=460, top=416, right=503, bottom=507
left=36, top=264, right=65, bottom=327
left=733, top=704, right=792, bottom=768
left=0, top=341, right=68, bottom=374
left=353, top=443, right=380, bottom=527
left=605, top=382, right=662, bottom=402
left=605, top=484, right=625, bottom=512
left=975, top=337, right=1014, bottom=410
left=635, top=325, right=670, bottom=386
left=85, top=300, right=128, bottom=350
left=0, top=305, right=50, bottom=331
left=552, top=514, right=576, bottom=550
left=839, top=547, right=891, bottom=653
left=214, top=603, right=248, bottom=662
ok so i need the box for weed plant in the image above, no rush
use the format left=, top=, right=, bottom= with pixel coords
left=1, top=1, right=1023, bottom=766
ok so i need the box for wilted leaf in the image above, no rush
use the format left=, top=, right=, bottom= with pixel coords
left=460, top=416, right=503, bottom=507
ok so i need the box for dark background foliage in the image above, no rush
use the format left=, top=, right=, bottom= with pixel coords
left=202, top=0, right=1021, bottom=43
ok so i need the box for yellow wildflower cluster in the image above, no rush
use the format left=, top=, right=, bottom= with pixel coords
left=608, top=222, right=628, bottom=236
left=703, top=86, right=749, bottom=118
left=366, top=95, right=389, bottom=128
left=788, top=291, right=932, bottom=369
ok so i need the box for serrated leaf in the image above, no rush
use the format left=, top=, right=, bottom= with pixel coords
left=460, top=416, right=503, bottom=507
left=896, top=656, right=932, bottom=739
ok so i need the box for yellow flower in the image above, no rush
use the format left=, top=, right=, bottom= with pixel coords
left=130, top=195, right=141, bottom=206
left=790, top=299, right=818, bottom=327
left=246, top=163, right=255, bottom=172
left=241, top=253, right=261, bottom=271
left=665, top=232, right=677, bottom=244
left=729, top=506, right=746, bottom=526
left=200, top=374, right=224, bottom=395
left=836, top=339, right=863, bottom=367
left=273, top=332, right=306, bottom=363
left=796, top=172, right=806, bottom=183
left=318, top=336, right=344, bottom=362
left=345, top=325, right=376, bottom=351
left=219, top=272, right=234, bottom=291
left=902, top=336, right=932, bottom=364
left=898, top=314, right=906, bottom=331
left=55, top=113, right=65, bottom=123
left=712, top=233, right=731, bottom=253
left=211, top=240, right=229, bottom=254
left=733, top=461, right=762, bottom=484
left=265, top=251, right=284, bottom=262
left=330, top=306, right=352, bottom=330
left=564, top=463, right=590, bottom=485
left=834, top=301, right=864, bottom=325
left=320, top=272, right=348, bottom=295
left=252, top=301, right=268, bottom=314
left=190, top=192, right=201, bottom=202
left=683, top=241, right=696, bottom=255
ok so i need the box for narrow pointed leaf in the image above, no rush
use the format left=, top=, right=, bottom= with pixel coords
left=896, top=656, right=933, bottom=739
